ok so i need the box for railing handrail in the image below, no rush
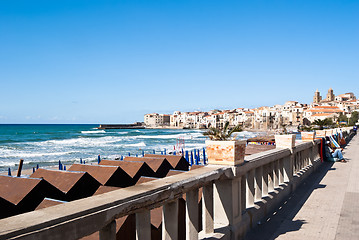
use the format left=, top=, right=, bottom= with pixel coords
left=0, top=138, right=327, bottom=240
left=0, top=165, right=229, bottom=240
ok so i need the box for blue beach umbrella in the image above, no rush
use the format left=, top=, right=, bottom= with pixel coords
left=142, top=150, right=145, bottom=157
left=164, top=149, right=166, bottom=155
left=58, top=161, right=62, bottom=170
left=8, top=168, right=11, bottom=176
left=173, top=151, right=176, bottom=155
left=64, top=165, right=66, bottom=171
left=121, top=156, right=123, bottom=160
left=185, top=150, right=189, bottom=163
left=33, top=167, right=35, bottom=173
left=36, top=164, right=39, bottom=169
left=80, top=158, right=82, bottom=164
left=153, top=150, right=155, bottom=154
left=98, top=155, right=101, bottom=164
left=190, top=151, right=194, bottom=165
left=128, top=152, right=131, bottom=156
left=84, top=160, right=86, bottom=164
left=182, top=148, right=184, bottom=156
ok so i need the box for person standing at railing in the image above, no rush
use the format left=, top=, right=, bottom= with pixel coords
left=324, top=141, right=347, bottom=163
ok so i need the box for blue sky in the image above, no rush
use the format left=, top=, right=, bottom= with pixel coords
left=0, top=0, right=358, bottom=123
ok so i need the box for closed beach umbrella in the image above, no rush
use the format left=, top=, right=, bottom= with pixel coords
left=203, top=148, right=206, bottom=164
left=98, top=155, right=101, bottom=164
left=190, top=151, right=194, bottom=165
left=8, top=168, right=11, bottom=176
left=80, top=158, right=83, bottom=164
left=164, top=149, right=166, bottom=155
left=185, top=150, right=189, bottom=163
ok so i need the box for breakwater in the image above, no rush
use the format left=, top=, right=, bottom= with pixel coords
left=97, top=123, right=145, bottom=129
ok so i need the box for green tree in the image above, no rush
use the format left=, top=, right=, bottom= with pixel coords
left=349, top=111, right=359, bottom=126
left=311, top=118, right=333, bottom=130
left=203, top=122, right=242, bottom=141
left=337, top=113, right=348, bottom=125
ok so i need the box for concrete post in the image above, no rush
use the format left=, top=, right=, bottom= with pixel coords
left=283, top=155, right=293, bottom=183
left=262, top=164, right=269, bottom=197
left=246, top=169, right=255, bottom=208
left=186, top=189, right=199, bottom=240
left=163, top=200, right=179, bottom=240
left=240, top=176, right=247, bottom=214
left=99, top=220, right=116, bottom=240
left=255, top=166, right=263, bottom=202
left=279, top=158, right=284, bottom=184
left=136, top=210, right=151, bottom=240
left=273, top=160, right=279, bottom=188
left=294, top=152, right=301, bottom=174
left=306, top=148, right=311, bottom=167
left=214, top=178, right=242, bottom=228
left=202, top=183, right=214, bottom=234
left=268, top=162, right=274, bottom=192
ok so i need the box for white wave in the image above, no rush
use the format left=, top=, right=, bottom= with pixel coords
left=134, top=132, right=203, bottom=140
left=123, top=142, right=146, bottom=147
left=81, top=130, right=106, bottom=134
left=0, top=151, right=73, bottom=158
left=31, top=136, right=124, bottom=147
left=117, top=132, right=128, bottom=135
left=184, top=143, right=206, bottom=148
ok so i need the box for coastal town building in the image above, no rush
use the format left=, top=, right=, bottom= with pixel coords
left=144, top=113, right=170, bottom=127
left=144, top=88, right=357, bottom=130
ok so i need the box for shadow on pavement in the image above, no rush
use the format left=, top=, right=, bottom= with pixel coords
left=244, top=161, right=334, bottom=240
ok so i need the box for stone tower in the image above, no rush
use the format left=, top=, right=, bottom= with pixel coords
left=313, top=89, right=322, bottom=104
left=326, top=88, right=335, bottom=101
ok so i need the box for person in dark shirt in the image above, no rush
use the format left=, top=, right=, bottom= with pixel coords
left=324, top=141, right=346, bottom=162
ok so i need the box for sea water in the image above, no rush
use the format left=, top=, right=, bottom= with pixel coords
left=0, top=124, right=259, bottom=171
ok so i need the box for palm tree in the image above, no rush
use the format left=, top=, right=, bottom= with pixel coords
left=203, top=122, right=242, bottom=141
left=311, top=118, right=333, bottom=130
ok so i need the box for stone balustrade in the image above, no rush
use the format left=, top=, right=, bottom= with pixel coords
left=0, top=127, right=355, bottom=240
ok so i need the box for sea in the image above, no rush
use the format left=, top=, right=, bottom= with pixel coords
left=0, top=124, right=260, bottom=171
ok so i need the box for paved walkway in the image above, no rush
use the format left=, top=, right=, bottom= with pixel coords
left=246, top=134, right=359, bottom=240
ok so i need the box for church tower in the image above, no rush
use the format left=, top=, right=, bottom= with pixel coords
left=313, top=89, right=322, bottom=104
left=326, top=88, right=335, bottom=101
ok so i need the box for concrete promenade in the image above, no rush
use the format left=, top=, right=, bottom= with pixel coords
left=246, top=134, right=359, bottom=240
